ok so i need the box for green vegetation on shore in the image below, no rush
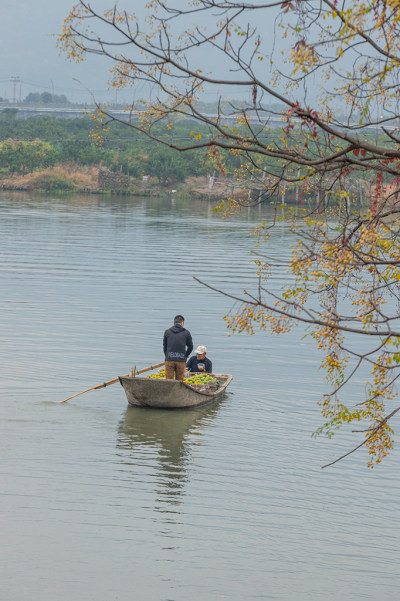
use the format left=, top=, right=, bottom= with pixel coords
left=0, top=108, right=379, bottom=199
left=0, top=110, right=246, bottom=192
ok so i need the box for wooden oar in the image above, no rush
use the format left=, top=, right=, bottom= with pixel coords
left=59, top=361, right=165, bottom=403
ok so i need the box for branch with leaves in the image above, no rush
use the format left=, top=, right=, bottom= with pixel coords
left=59, top=1, right=400, bottom=465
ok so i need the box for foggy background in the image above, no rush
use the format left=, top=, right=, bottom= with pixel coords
left=0, top=0, right=285, bottom=108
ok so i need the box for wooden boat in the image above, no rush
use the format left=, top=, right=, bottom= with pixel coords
left=118, top=373, right=233, bottom=409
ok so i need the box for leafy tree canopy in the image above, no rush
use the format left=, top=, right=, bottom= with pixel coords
left=24, top=92, right=70, bottom=105
left=58, top=1, right=400, bottom=466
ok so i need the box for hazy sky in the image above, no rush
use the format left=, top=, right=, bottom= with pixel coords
left=0, top=0, right=133, bottom=104
left=0, top=0, right=275, bottom=106
left=0, top=1, right=303, bottom=107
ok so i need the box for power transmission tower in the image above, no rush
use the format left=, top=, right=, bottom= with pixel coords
left=11, top=76, right=21, bottom=103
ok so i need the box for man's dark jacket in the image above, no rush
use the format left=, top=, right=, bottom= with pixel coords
left=163, top=324, right=193, bottom=362
left=186, top=355, right=213, bottom=373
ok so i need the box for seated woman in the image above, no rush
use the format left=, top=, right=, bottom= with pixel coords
left=186, top=345, right=213, bottom=373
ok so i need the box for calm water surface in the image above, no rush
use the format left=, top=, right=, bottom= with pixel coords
left=1, top=192, right=399, bottom=601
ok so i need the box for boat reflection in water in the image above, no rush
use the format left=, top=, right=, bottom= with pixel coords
left=116, top=399, right=226, bottom=511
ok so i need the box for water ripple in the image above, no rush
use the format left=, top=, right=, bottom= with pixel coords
left=1, top=192, right=399, bottom=601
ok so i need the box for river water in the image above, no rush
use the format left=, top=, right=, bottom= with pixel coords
left=0, top=191, right=399, bottom=601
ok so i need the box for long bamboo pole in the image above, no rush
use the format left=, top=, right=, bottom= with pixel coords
left=59, top=361, right=165, bottom=403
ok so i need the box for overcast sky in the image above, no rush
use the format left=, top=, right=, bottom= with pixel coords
left=0, top=0, right=280, bottom=106
left=0, top=1, right=312, bottom=108
left=0, top=0, right=135, bottom=104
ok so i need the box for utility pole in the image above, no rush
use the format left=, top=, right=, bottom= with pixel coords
left=11, top=76, right=21, bottom=104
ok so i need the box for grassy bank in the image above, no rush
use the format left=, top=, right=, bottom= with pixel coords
left=0, top=164, right=99, bottom=193
left=0, top=163, right=245, bottom=200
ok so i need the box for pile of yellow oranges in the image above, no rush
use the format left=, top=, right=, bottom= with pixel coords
left=184, top=373, right=216, bottom=385
left=147, top=369, right=216, bottom=385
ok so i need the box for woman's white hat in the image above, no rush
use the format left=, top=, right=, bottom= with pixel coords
left=195, top=345, right=207, bottom=354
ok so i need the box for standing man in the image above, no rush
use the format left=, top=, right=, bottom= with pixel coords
left=163, top=315, right=193, bottom=381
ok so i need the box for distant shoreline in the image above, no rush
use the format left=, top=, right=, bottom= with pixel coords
left=0, top=164, right=250, bottom=201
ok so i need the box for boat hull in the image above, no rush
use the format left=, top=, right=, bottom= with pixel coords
left=118, top=374, right=233, bottom=409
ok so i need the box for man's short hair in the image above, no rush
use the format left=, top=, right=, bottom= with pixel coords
left=174, top=314, right=184, bottom=324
